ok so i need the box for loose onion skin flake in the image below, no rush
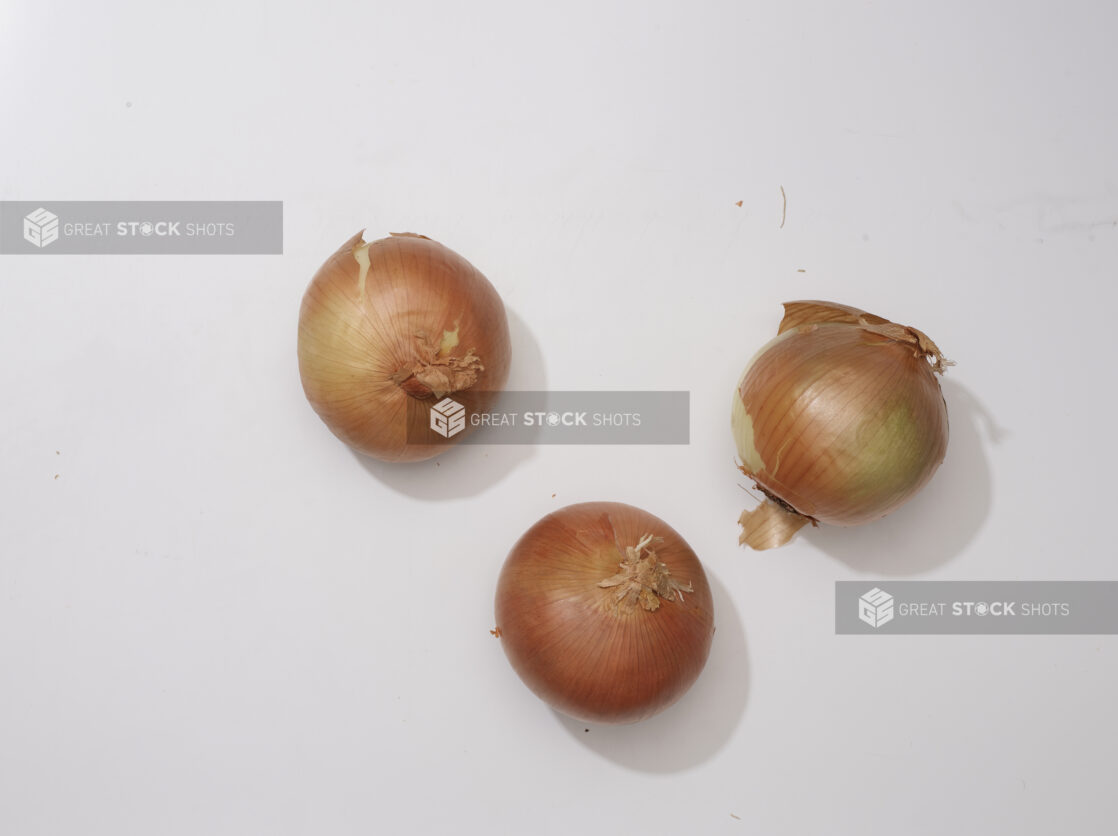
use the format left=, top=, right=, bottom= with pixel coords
left=298, top=232, right=511, bottom=462
left=495, top=502, right=715, bottom=724
left=732, top=300, right=950, bottom=550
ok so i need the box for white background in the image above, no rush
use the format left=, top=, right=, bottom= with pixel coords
left=2, top=1, right=1117, bottom=833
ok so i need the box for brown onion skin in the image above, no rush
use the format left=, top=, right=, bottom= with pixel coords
left=298, top=231, right=511, bottom=462
left=495, top=502, right=715, bottom=725
left=738, top=324, right=948, bottom=525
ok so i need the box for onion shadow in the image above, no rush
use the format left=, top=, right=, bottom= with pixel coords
left=553, top=572, right=749, bottom=773
left=350, top=307, right=544, bottom=501
left=802, top=379, right=1003, bottom=575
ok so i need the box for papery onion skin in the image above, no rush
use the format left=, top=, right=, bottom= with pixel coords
left=495, top=502, right=715, bottom=724
left=732, top=301, right=949, bottom=549
left=298, top=232, right=511, bottom=462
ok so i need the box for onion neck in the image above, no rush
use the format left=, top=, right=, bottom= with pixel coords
left=597, top=534, right=693, bottom=613
left=778, top=300, right=951, bottom=374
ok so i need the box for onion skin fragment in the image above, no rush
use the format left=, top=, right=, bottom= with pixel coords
left=732, top=301, right=950, bottom=550
left=298, top=231, right=511, bottom=462
left=738, top=501, right=809, bottom=550
left=494, top=502, right=715, bottom=724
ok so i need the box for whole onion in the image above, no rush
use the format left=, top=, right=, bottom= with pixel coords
left=732, top=300, right=950, bottom=550
left=495, top=502, right=714, bottom=724
left=298, top=231, right=511, bottom=462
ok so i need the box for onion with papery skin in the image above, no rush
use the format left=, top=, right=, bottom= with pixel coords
left=495, top=502, right=714, bottom=724
left=732, top=301, right=950, bottom=550
left=298, top=232, right=511, bottom=462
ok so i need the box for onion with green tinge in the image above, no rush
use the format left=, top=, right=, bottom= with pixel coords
left=732, top=300, right=950, bottom=550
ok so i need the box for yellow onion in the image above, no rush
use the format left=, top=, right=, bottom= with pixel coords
left=732, top=301, right=950, bottom=550
left=495, top=502, right=714, bottom=724
left=298, top=231, right=511, bottom=462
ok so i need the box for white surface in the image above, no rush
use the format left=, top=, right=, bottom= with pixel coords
left=2, top=1, right=1117, bottom=833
